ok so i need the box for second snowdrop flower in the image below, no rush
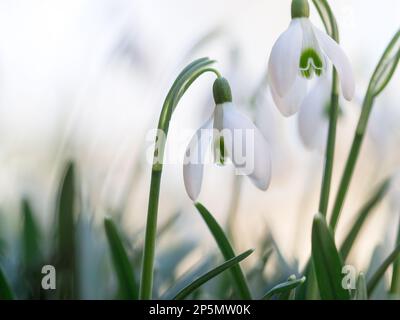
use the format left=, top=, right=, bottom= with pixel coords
left=298, top=76, right=331, bottom=150
left=267, top=0, right=355, bottom=116
left=183, top=77, right=271, bottom=201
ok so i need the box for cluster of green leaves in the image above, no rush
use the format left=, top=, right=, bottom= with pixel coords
left=0, top=161, right=303, bottom=300
left=0, top=158, right=399, bottom=300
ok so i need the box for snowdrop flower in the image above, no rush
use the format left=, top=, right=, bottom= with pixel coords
left=183, top=77, right=271, bottom=201
left=268, top=0, right=355, bottom=117
left=297, top=76, right=331, bottom=150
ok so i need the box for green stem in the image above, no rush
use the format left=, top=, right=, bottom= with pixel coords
left=329, top=29, right=400, bottom=231
left=329, top=96, right=374, bottom=230
left=312, top=0, right=340, bottom=217
left=319, top=72, right=339, bottom=216
left=139, top=58, right=220, bottom=299
left=139, top=170, right=161, bottom=300
left=390, top=213, right=400, bottom=295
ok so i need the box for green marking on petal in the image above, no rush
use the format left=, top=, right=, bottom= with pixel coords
left=215, top=136, right=225, bottom=166
left=299, top=48, right=324, bottom=79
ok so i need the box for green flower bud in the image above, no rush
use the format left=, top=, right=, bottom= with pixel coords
left=213, top=77, right=232, bottom=104
left=291, top=0, right=310, bottom=19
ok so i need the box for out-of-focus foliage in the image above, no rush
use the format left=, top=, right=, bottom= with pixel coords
left=0, top=161, right=399, bottom=300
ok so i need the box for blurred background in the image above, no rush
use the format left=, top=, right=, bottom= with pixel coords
left=0, top=0, right=399, bottom=299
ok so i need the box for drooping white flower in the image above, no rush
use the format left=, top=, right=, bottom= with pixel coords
left=297, top=76, right=331, bottom=150
left=183, top=78, right=271, bottom=201
left=267, top=0, right=355, bottom=117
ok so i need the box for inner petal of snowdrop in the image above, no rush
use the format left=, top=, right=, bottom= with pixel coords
left=214, top=136, right=225, bottom=165
left=213, top=105, right=226, bottom=165
left=299, top=48, right=324, bottom=78
left=299, top=20, right=325, bottom=79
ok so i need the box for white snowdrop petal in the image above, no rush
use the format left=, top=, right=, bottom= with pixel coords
left=183, top=115, right=213, bottom=201
left=268, top=19, right=303, bottom=97
left=314, top=27, right=355, bottom=100
left=221, top=103, right=271, bottom=190
left=270, top=76, right=307, bottom=116
left=298, top=78, right=330, bottom=150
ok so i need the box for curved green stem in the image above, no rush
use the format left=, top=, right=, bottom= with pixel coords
left=139, top=58, right=220, bottom=299
left=319, top=71, right=339, bottom=216
left=297, top=0, right=340, bottom=301
left=390, top=212, right=400, bottom=295
left=312, top=0, right=340, bottom=217
left=329, top=30, right=400, bottom=231
left=328, top=95, right=372, bottom=230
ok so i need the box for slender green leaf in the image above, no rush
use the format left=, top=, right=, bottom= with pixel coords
left=312, top=0, right=338, bottom=40
left=295, top=262, right=320, bottom=300
left=369, top=30, right=400, bottom=97
left=22, top=199, right=42, bottom=269
left=162, top=255, right=214, bottom=299
left=390, top=216, right=400, bottom=295
left=367, top=243, right=400, bottom=296
left=329, top=31, right=400, bottom=232
left=56, top=161, right=77, bottom=299
left=173, top=249, right=254, bottom=300
left=195, top=202, right=252, bottom=299
left=355, top=273, right=367, bottom=300
left=21, top=199, right=45, bottom=299
left=277, top=275, right=300, bottom=300
left=0, top=266, right=13, bottom=300
left=262, top=275, right=306, bottom=300
left=312, top=213, right=350, bottom=300
left=104, top=218, right=138, bottom=300
left=340, top=178, right=390, bottom=260
left=57, top=162, right=76, bottom=253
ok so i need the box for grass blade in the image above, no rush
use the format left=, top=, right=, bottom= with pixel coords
left=22, top=199, right=42, bottom=269
left=355, top=272, right=367, bottom=300
left=340, top=178, right=390, bottom=260
left=195, top=202, right=252, bottom=299
left=262, top=275, right=306, bottom=300
left=21, top=199, right=44, bottom=298
left=312, top=213, right=350, bottom=300
left=104, top=218, right=138, bottom=300
left=312, top=0, right=338, bottom=39
left=56, top=161, right=77, bottom=299
left=367, top=243, right=400, bottom=296
left=329, top=30, right=400, bottom=232
left=390, top=216, right=400, bottom=295
left=0, top=265, right=14, bottom=300
left=162, top=255, right=214, bottom=299
left=173, top=249, right=254, bottom=300
left=369, top=29, right=400, bottom=97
